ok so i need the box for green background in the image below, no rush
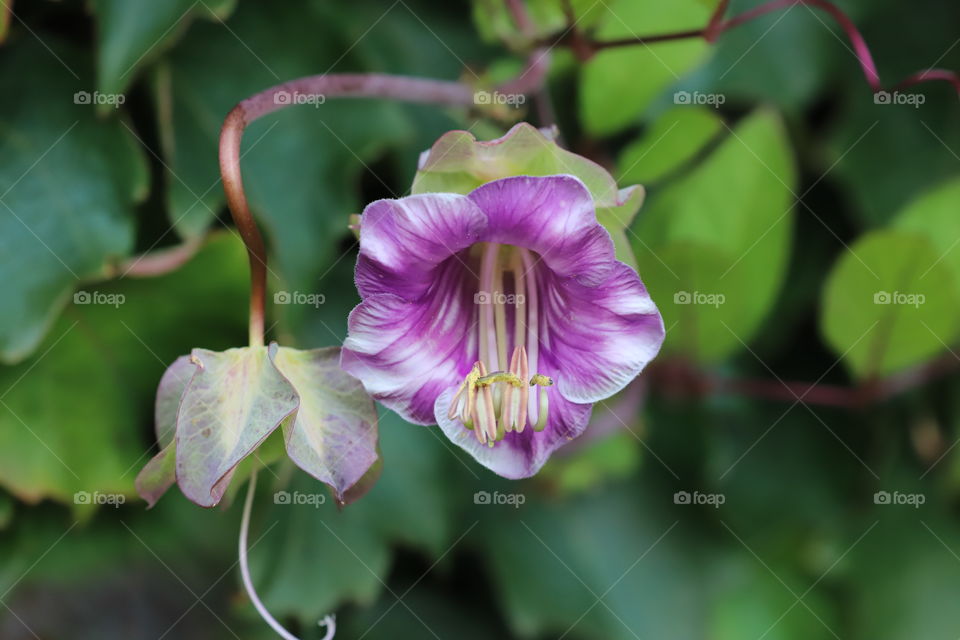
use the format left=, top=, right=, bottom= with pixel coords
left=1, top=0, right=960, bottom=637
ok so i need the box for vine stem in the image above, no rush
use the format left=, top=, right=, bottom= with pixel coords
left=556, top=0, right=960, bottom=98
left=219, top=70, right=546, bottom=348
left=239, top=469, right=336, bottom=640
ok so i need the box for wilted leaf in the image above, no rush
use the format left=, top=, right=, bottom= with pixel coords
left=175, top=345, right=298, bottom=507
left=271, top=346, right=379, bottom=501
left=0, top=235, right=247, bottom=505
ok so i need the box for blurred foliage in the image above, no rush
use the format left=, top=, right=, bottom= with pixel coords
left=1, top=0, right=960, bottom=638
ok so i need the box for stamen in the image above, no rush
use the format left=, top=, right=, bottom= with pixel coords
left=530, top=374, right=552, bottom=432
left=463, top=362, right=481, bottom=424
left=476, top=362, right=497, bottom=442
left=448, top=377, right=469, bottom=420
left=519, top=249, right=540, bottom=425
left=533, top=386, right=549, bottom=432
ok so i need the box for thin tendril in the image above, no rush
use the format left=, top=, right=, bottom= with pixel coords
left=239, top=470, right=336, bottom=640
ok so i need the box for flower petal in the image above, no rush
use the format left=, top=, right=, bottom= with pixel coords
left=342, top=260, right=477, bottom=424
left=541, top=261, right=665, bottom=404
left=434, top=385, right=592, bottom=479
left=467, top=175, right=615, bottom=286
left=356, top=192, right=486, bottom=300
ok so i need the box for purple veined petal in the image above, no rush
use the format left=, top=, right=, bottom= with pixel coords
left=355, top=192, right=487, bottom=301
left=540, top=261, right=665, bottom=404
left=434, top=385, right=593, bottom=479
left=136, top=354, right=196, bottom=507
left=341, top=279, right=477, bottom=425
left=269, top=346, right=379, bottom=502
left=175, top=345, right=299, bottom=508
left=467, top=175, right=615, bottom=286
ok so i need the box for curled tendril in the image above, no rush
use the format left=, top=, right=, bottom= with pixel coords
left=239, top=470, right=336, bottom=640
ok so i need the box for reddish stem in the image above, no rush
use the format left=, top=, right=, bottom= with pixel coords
left=580, top=0, right=959, bottom=98
left=717, top=0, right=880, bottom=90
left=219, top=74, right=478, bottom=347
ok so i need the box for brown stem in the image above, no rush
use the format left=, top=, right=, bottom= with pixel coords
left=219, top=74, right=482, bottom=347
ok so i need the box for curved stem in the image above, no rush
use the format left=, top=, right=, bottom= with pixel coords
left=219, top=71, right=545, bottom=348
left=239, top=470, right=337, bottom=640
left=566, top=0, right=959, bottom=99
left=717, top=0, right=880, bottom=90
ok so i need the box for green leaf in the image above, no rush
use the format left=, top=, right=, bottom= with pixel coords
left=617, top=106, right=722, bottom=185
left=252, top=408, right=462, bottom=621
left=271, top=346, right=379, bottom=502
left=92, top=0, right=236, bottom=99
left=579, top=0, right=710, bottom=136
left=0, top=234, right=248, bottom=505
left=821, top=230, right=960, bottom=379
left=849, top=513, right=960, bottom=639
left=634, top=109, right=796, bottom=362
left=893, top=176, right=960, bottom=283
left=709, top=549, right=837, bottom=640
left=470, top=0, right=604, bottom=47
left=0, top=38, right=148, bottom=363
left=175, top=345, right=298, bottom=508
left=479, top=481, right=706, bottom=639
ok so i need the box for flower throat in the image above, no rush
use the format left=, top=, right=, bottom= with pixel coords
left=447, top=243, right=553, bottom=446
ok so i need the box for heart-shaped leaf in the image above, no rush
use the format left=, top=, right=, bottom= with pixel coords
left=175, top=345, right=298, bottom=507
left=270, top=346, right=379, bottom=502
